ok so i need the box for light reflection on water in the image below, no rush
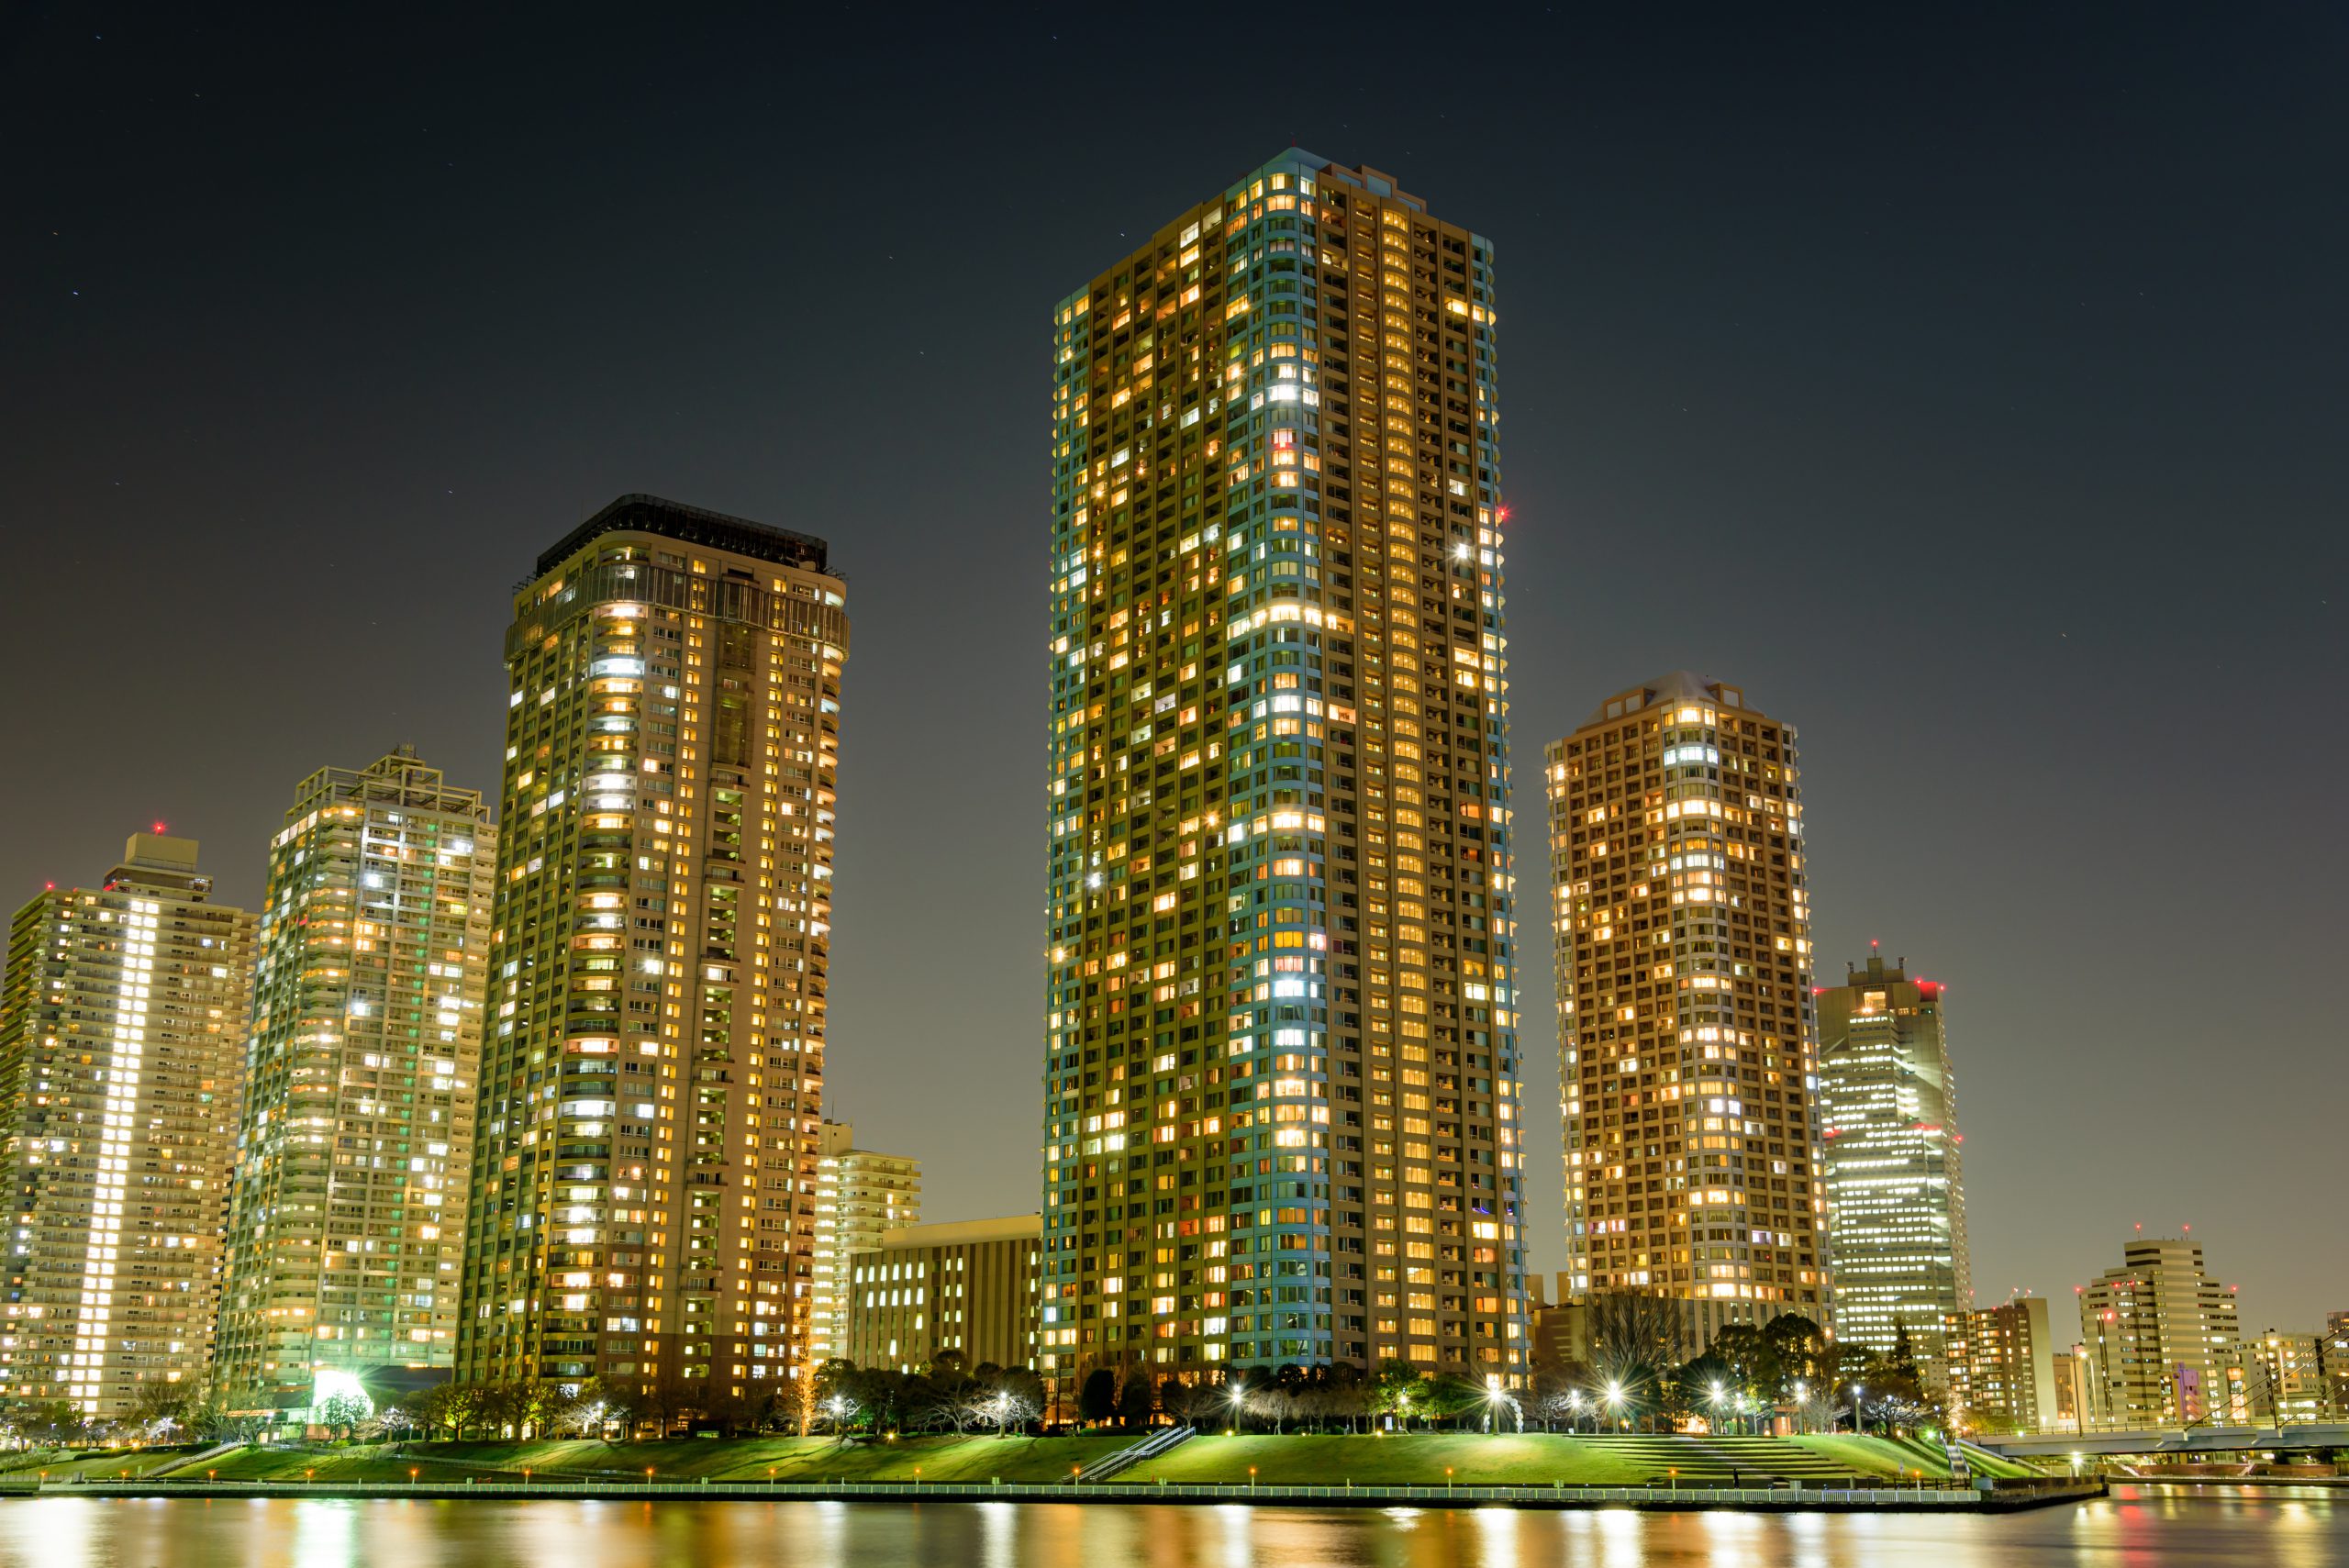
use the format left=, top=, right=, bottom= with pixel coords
left=0, top=1485, right=2336, bottom=1566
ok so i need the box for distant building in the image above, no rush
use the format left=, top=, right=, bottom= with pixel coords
left=0, top=835, right=257, bottom=1418
left=2327, top=1312, right=2349, bottom=1418
left=2077, top=1236, right=2241, bottom=1427
left=1547, top=673, right=1830, bottom=1345
left=215, top=751, right=495, bottom=1415
left=2051, top=1348, right=2086, bottom=1432
left=845, top=1215, right=1040, bottom=1373
left=2224, top=1330, right=2329, bottom=1424
left=1817, top=951, right=1969, bottom=1359
left=809, top=1121, right=919, bottom=1362
left=1940, top=1298, right=2057, bottom=1433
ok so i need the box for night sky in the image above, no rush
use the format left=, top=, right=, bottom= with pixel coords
left=6, top=6, right=2343, bottom=1329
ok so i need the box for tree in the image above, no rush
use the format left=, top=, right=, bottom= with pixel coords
left=1676, top=1352, right=1743, bottom=1429
left=1707, top=1323, right=1771, bottom=1396
left=1762, top=1314, right=1828, bottom=1394
left=125, top=1380, right=195, bottom=1434
left=1368, top=1360, right=1424, bottom=1427
left=1115, top=1367, right=1155, bottom=1429
left=1882, top=1320, right=1925, bottom=1404
left=1586, top=1294, right=1687, bottom=1429
left=1157, top=1377, right=1203, bottom=1428
left=1077, top=1368, right=1118, bottom=1426
left=978, top=1370, right=1044, bottom=1436
left=317, top=1391, right=370, bottom=1441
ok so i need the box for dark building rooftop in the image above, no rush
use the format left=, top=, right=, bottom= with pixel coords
left=534, top=493, right=830, bottom=578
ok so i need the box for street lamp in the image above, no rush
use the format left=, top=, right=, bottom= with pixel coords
left=1484, top=1374, right=1512, bottom=1436
left=1605, top=1382, right=1626, bottom=1432
left=1567, top=1390, right=1585, bottom=1433
left=1229, top=1379, right=1247, bottom=1434
left=1708, top=1381, right=1724, bottom=1432
left=1850, top=1384, right=1865, bottom=1437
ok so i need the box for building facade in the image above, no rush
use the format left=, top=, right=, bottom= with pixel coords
left=845, top=1215, right=1041, bottom=1374
left=2077, top=1236, right=2241, bottom=1427
left=215, top=750, right=495, bottom=1412
left=456, top=495, right=850, bottom=1404
left=1544, top=674, right=1829, bottom=1344
left=1044, top=152, right=1530, bottom=1391
left=1940, top=1297, right=2057, bottom=1433
left=2328, top=1311, right=2349, bottom=1419
left=1817, top=949, right=1969, bottom=1357
left=2051, top=1348, right=2086, bottom=1431
left=2224, top=1329, right=2329, bottom=1424
left=809, top=1120, right=920, bottom=1362
left=0, top=835, right=256, bottom=1417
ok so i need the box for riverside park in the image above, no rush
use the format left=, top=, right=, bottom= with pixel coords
left=0, top=1429, right=2094, bottom=1513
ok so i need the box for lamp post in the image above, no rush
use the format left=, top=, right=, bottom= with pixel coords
left=1606, top=1383, right=1626, bottom=1433
left=1850, top=1385, right=1865, bottom=1437
left=1230, top=1378, right=1247, bottom=1434
left=1567, top=1391, right=1585, bottom=1433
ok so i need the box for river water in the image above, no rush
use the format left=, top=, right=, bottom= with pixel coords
left=0, top=1484, right=2338, bottom=1566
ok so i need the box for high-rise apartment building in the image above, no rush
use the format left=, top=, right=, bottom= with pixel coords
left=1940, top=1297, right=2057, bottom=1433
left=1817, top=948, right=1969, bottom=1357
left=1044, top=152, right=1529, bottom=1389
left=0, top=835, right=256, bottom=1417
left=846, top=1214, right=1041, bottom=1373
left=2077, top=1235, right=2241, bottom=1427
left=809, top=1120, right=920, bottom=1362
left=1544, top=674, right=1828, bottom=1342
left=456, top=495, right=850, bottom=1403
left=215, top=751, right=495, bottom=1413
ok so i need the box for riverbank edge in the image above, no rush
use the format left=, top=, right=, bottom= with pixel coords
left=0, top=1477, right=2106, bottom=1513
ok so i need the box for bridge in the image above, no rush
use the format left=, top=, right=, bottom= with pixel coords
left=1975, top=1424, right=2349, bottom=1458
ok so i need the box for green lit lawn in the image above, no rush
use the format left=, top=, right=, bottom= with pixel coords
left=154, top=1435, right=1133, bottom=1485
left=51, top=1431, right=2000, bottom=1489
left=0, top=1446, right=208, bottom=1482
left=1125, top=1434, right=1655, bottom=1487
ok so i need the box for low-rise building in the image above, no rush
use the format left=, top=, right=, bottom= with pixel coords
left=845, top=1215, right=1039, bottom=1373
left=2224, top=1330, right=2330, bottom=1424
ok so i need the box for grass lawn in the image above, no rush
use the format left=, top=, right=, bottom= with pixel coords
left=1125, top=1434, right=1655, bottom=1487
left=0, top=1446, right=210, bottom=1483
left=58, top=1430, right=2020, bottom=1490
left=150, top=1434, right=1134, bottom=1485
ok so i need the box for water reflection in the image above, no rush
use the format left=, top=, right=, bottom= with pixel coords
left=0, top=1485, right=2334, bottom=1567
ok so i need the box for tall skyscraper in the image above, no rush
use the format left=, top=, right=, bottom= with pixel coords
left=456, top=495, right=850, bottom=1404
left=0, top=834, right=256, bottom=1418
left=1544, top=674, right=1829, bottom=1342
left=215, top=750, right=495, bottom=1414
left=1816, top=948, right=1969, bottom=1357
left=809, top=1119, right=920, bottom=1362
left=2077, top=1234, right=2241, bottom=1427
left=1044, top=152, right=1529, bottom=1390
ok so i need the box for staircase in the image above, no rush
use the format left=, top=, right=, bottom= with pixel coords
left=1076, top=1425, right=1196, bottom=1483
